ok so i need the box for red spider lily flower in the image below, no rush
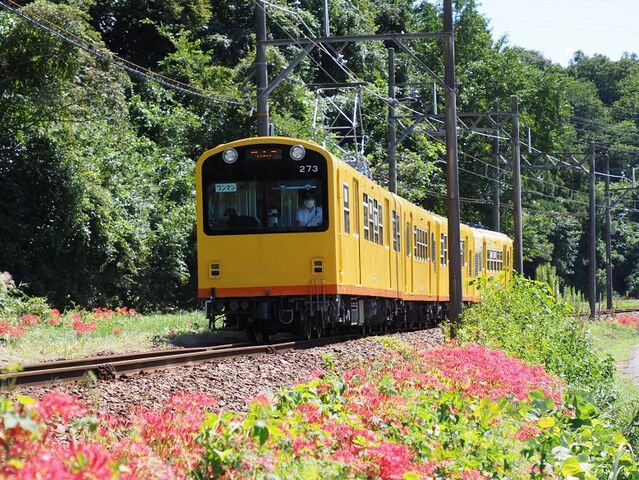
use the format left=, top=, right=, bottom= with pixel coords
left=615, top=314, right=639, bottom=327
left=0, top=320, right=27, bottom=339
left=67, top=443, right=113, bottom=479
left=422, top=343, right=563, bottom=404
left=515, top=423, right=542, bottom=441
left=50, top=308, right=61, bottom=317
left=48, top=318, right=60, bottom=326
left=459, top=469, right=489, bottom=480
left=112, top=327, right=122, bottom=337
left=72, top=318, right=97, bottom=334
left=20, top=314, right=39, bottom=326
left=38, top=392, right=88, bottom=423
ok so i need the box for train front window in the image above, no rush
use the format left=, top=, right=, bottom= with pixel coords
left=202, top=144, right=328, bottom=235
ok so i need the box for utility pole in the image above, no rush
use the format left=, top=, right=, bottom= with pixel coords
left=589, top=143, right=597, bottom=320
left=443, top=0, right=462, bottom=332
left=492, top=100, right=500, bottom=232
left=388, top=48, right=397, bottom=194
left=511, top=96, right=523, bottom=274
left=323, top=0, right=330, bottom=37
left=604, top=151, right=613, bottom=310
left=256, top=0, right=269, bottom=136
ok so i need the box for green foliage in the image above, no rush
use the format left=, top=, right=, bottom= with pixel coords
left=459, top=275, right=614, bottom=393
left=535, top=263, right=587, bottom=315
left=195, top=346, right=637, bottom=479
left=0, top=273, right=50, bottom=319
left=522, top=390, right=638, bottom=479
left=1, top=0, right=639, bottom=309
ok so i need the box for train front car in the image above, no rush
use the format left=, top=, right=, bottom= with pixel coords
left=196, top=137, right=336, bottom=341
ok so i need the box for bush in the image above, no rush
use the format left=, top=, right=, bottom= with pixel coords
left=459, top=275, right=615, bottom=394
left=0, top=272, right=50, bottom=319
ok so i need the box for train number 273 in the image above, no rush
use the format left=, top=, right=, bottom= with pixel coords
left=299, top=165, right=318, bottom=173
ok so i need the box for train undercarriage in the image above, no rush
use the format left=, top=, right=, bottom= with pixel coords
left=205, top=294, right=447, bottom=342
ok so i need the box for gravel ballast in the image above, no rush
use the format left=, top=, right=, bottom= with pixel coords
left=17, top=329, right=443, bottom=416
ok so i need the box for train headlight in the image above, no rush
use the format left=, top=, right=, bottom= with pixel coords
left=290, top=144, right=306, bottom=161
left=223, top=148, right=238, bottom=164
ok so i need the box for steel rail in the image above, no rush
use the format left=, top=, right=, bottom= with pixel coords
left=8, top=342, right=251, bottom=373
left=2, top=330, right=422, bottom=388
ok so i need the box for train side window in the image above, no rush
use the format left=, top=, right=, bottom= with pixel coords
left=363, top=194, right=369, bottom=240
left=461, top=240, right=466, bottom=266
left=368, top=197, right=374, bottom=242
left=392, top=211, right=400, bottom=252
left=378, top=203, right=384, bottom=245
left=440, top=233, right=448, bottom=267
left=413, top=227, right=418, bottom=258
left=469, top=250, right=473, bottom=277
left=343, top=184, right=350, bottom=234
left=373, top=200, right=379, bottom=244
left=405, top=222, right=410, bottom=256
left=396, top=213, right=400, bottom=252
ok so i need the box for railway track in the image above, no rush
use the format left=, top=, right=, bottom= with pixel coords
left=0, top=330, right=403, bottom=388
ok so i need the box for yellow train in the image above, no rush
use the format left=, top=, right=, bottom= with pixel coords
left=196, top=136, right=512, bottom=340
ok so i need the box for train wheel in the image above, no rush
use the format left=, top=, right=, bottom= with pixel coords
left=259, top=329, right=271, bottom=343
left=314, top=317, right=323, bottom=339
left=301, top=317, right=312, bottom=340
left=245, top=318, right=258, bottom=343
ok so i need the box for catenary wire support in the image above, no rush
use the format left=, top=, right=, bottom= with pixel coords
left=256, top=0, right=270, bottom=135
left=443, top=0, right=463, bottom=333
left=604, top=151, right=613, bottom=310
left=511, top=96, right=523, bottom=274
left=589, top=143, right=597, bottom=320
left=388, top=48, right=397, bottom=194
left=492, top=100, right=501, bottom=232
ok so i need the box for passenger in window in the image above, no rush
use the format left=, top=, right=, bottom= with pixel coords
left=295, top=193, right=323, bottom=227
left=224, top=208, right=240, bottom=228
left=267, top=208, right=280, bottom=227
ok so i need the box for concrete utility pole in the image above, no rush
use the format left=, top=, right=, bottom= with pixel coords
left=256, top=0, right=269, bottom=136
left=388, top=48, right=397, bottom=194
left=511, top=96, right=523, bottom=274
left=604, top=152, right=613, bottom=310
left=492, top=100, right=500, bottom=232
left=443, top=0, right=463, bottom=331
left=589, top=143, right=597, bottom=320
left=323, top=0, right=330, bottom=37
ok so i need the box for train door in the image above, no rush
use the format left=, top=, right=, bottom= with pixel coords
left=386, top=198, right=393, bottom=290
left=404, top=213, right=411, bottom=296
left=432, top=222, right=439, bottom=299
left=427, top=221, right=432, bottom=297
left=482, top=239, right=487, bottom=275
left=462, top=234, right=469, bottom=299
left=337, top=170, right=344, bottom=283
left=409, top=213, right=415, bottom=294
left=392, top=199, right=402, bottom=298
left=353, top=179, right=362, bottom=285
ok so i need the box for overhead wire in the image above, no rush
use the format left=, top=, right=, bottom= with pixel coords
left=10, top=0, right=635, bottom=214
left=254, top=1, right=639, bottom=215
left=0, top=0, right=248, bottom=107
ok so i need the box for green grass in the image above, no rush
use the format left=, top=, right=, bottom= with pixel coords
left=588, top=320, right=639, bottom=438
left=0, top=311, right=209, bottom=366
left=615, top=298, right=639, bottom=311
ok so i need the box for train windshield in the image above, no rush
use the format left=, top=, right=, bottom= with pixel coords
left=202, top=145, right=328, bottom=235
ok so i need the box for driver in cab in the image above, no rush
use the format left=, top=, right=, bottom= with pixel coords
left=295, top=193, right=322, bottom=227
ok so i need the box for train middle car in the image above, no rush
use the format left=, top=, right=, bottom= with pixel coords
left=195, top=136, right=513, bottom=340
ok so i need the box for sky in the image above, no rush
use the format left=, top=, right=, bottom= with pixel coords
left=477, top=0, right=639, bottom=65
